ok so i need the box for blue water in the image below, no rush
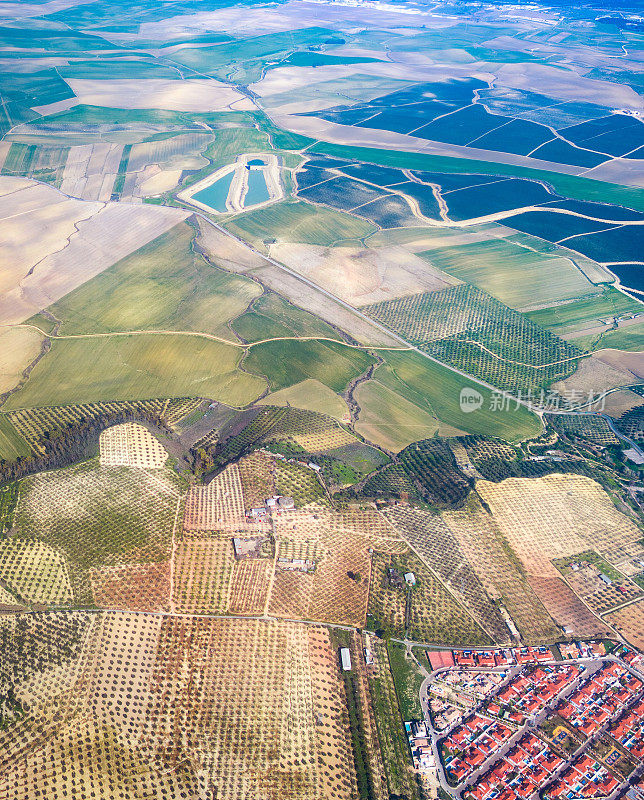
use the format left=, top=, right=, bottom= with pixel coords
left=245, top=169, right=270, bottom=207
left=192, top=170, right=234, bottom=212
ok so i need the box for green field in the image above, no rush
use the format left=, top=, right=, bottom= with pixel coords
left=386, top=642, right=425, bottom=720
left=4, top=334, right=265, bottom=410
left=0, top=415, right=31, bottom=461
left=376, top=350, right=542, bottom=441
left=33, top=104, right=259, bottom=129
left=526, top=287, right=643, bottom=336
left=419, top=236, right=596, bottom=309
left=244, top=339, right=374, bottom=393
left=573, top=319, right=644, bottom=352
left=224, top=198, right=376, bottom=248
left=232, top=291, right=342, bottom=342
left=354, top=380, right=440, bottom=452
left=48, top=222, right=260, bottom=337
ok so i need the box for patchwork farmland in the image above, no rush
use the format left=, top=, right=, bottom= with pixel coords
left=0, top=0, right=643, bottom=798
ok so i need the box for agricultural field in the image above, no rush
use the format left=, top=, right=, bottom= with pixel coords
left=232, top=291, right=343, bottom=343
left=0, top=611, right=363, bottom=800
left=47, top=221, right=261, bottom=338
left=8, top=458, right=182, bottom=605
left=368, top=548, right=492, bottom=646
left=269, top=241, right=457, bottom=308
left=259, top=379, right=351, bottom=422
left=243, top=338, right=375, bottom=394
left=3, top=334, right=265, bottom=410
left=383, top=504, right=510, bottom=643
left=4, top=398, right=197, bottom=456
left=374, top=351, right=542, bottom=442
left=354, top=380, right=440, bottom=452
left=364, top=285, right=583, bottom=395
left=0, top=0, right=643, bottom=796
left=99, top=422, right=168, bottom=468
left=224, top=198, right=376, bottom=249
left=0, top=177, right=187, bottom=325
left=477, top=474, right=643, bottom=636
left=605, top=601, right=644, bottom=651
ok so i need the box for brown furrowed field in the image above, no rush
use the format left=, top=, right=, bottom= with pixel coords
left=172, top=536, right=235, bottom=614
left=228, top=557, right=273, bottom=614
left=90, top=561, right=170, bottom=612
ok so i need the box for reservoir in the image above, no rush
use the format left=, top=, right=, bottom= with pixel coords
left=192, top=169, right=234, bottom=212
left=245, top=168, right=270, bottom=207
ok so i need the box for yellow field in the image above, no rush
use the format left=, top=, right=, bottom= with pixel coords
left=258, top=378, right=351, bottom=422
left=0, top=326, right=43, bottom=394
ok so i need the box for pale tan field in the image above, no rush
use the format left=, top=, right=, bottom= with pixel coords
left=589, top=388, right=644, bottom=416
left=269, top=242, right=458, bottom=307
left=99, top=423, right=168, bottom=469
left=595, top=348, right=644, bottom=380
left=37, top=79, right=254, bottom=114
left=248, top=260, right=402, bottom=346
left=440, top=496, right=564, bottom=642
left=60, top=143, right=123, bottom=201
left=496, top=61, right=644, bottom=114
left=196, top=218, right=401, bottom=346
left=605, top=600, right=644, bottom=651
left=552, top=353, right=638, bottom=399
left=0, top=177, right=101, bottom=295
left=259, top=378, right=351, bottom=422
left=0, top=326, right=43, bottom=394
left=0, top=178, right=187, bottom=324
left=196, top=216, right=269, bottom=272
left=477, top=474, right=642, bottom=577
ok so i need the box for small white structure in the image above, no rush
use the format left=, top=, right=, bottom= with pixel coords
left=340, top=647, right=352, bottom=671
left=404, top=572, right=416, bottom=586
left=278, top=496, right=295, bottom=510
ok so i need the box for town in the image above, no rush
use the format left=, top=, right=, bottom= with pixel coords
left=405, top=643, right=644, bottom=800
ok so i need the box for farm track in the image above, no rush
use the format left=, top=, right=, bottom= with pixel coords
left=6, top=322, right=611, bottom=374
left=3, top=605, right=502, bottom=650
